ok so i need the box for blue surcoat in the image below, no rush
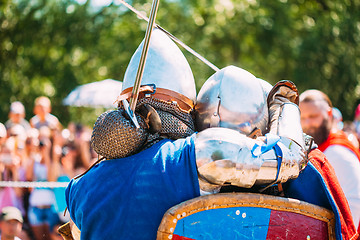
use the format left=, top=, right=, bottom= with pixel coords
left=65, top=134, right=200, bottom=240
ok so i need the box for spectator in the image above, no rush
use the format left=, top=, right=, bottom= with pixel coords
left=0, top=123, right=6, bottom=151
left=30, top=97, right=60, bottom=131
left=0, top=143, right=20, bottom=212
left=354, top=103, right=360, bottom=144
left=331, top=108, right=360, bottom=149
left=5, top=102, right=31, bottom=132
left=65, top=123, right=92, bottom=172
left=332, top=107, right=344, bottom=131
left=73, top=124, right=92, bottom=171
left=0, top=206, right=25, bottom=240
left=343, top=121, right=360, bottom=149
left=6, top=125, right=27, bottom=163
left=49, top=140, right=75, bottom=240
left=25, top=126, right=60, bottom=240
left=0, top=125, right=27, bottom=216
left=299, top=89, right=360, bottom=229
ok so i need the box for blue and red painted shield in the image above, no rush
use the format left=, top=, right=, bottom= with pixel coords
left=157, top=193, right=335, bottom=240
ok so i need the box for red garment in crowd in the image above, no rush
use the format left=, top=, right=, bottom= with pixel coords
left=318, top=130, right=360, bottom=161
left=309, top=148, right=358, bottom=240
left=318, top=130, right=360, bottom=234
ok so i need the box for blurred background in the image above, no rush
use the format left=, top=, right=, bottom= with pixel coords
left=0, top=1, right=359, bottom=238
left=1, top=0, right=359, bottom=125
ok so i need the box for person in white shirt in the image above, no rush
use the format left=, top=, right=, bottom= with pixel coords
left=30, top=96, right=60, bottom=131
left=299, top=89, right=360, bottom=229
left=5, top=102, right=31, bottom=132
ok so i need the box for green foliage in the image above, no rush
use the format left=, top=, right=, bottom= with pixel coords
left=1, top=0, right=359, bottom=125
left=0, top=0, right=142, bottom=125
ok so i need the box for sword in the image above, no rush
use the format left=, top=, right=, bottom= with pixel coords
left=118, top=0, right=219, bottom=72
left=123, top=0, right=160, bottom=127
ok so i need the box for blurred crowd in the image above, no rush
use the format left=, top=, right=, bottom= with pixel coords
left=333, top=105, right=360, bottom=149
left=0, top=97, right=97, bottom=240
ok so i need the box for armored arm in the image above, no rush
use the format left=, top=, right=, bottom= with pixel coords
left=267, top=80, right=304, bottom=148
left=195, top=128, right=306, bottom=194
left=195, top=80, right=308, bottom=194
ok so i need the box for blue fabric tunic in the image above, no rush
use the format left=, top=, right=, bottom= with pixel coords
left=65, top=134, right=200, bottom=240
left=284, top=162, right=343, bottom=239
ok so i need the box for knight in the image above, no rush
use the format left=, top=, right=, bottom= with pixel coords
left=192, top=66, right=358, bottom=239
left=62, top=29, right=313, bottom=240
left=194, top=66, right=306, bottom=194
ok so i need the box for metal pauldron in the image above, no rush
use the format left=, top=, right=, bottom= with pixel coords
left=195, top=127, right=307, bottom=193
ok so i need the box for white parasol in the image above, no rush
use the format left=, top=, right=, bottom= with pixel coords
left=63, top=79, right=122, bottom=108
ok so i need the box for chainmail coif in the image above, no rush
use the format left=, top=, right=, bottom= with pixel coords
left=91, top=96, right=195, bottom=160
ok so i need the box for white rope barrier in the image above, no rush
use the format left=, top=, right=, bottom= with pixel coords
left=0, top=181, right=69, bottom=188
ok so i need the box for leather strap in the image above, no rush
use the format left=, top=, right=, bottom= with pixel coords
left=267, top=80, right=299, bottom=105
left=117, top=86, right=194, bottom=113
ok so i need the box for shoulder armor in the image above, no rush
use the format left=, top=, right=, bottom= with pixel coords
left=195, top=127, right=307, bottom=193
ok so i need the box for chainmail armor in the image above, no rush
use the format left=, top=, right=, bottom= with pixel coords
left=137, top=96, right=195, bottom=139
left=91, top=109, right=148, bottom=159
left=91, top=96, right=195, bottom=160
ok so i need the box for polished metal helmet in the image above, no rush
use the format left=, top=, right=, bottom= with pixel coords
left=195, top=65, right=269, bottom=136
left=91, top=28, right=197, bottom=160
left=121, top=28, right=196, bottom=104
left=258, top=78, right=273, bottom=97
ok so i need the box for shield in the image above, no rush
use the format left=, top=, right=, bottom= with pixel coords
left=157, top=193, right=336, bottom=240
left=63, top=79, right=122, bottom=108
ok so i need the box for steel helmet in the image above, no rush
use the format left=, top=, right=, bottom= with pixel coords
left=195, top=65, right=269, bottom=135
left=121, top=28, right=196, bottom=105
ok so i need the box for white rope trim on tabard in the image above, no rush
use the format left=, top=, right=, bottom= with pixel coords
left=0, top=181, right=69, bottom=188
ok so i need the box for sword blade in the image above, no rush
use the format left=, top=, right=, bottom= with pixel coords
left=129, top=0, right=160, bottom=112
left=118, top=0, right=219, bottom=72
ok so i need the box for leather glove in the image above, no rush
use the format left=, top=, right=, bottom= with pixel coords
left=267, top=80, right=299, bottom=135
left=58, top=222, right=75, bottom=240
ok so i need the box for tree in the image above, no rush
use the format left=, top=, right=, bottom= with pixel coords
left=0, top=0, right=359, bottom=125
left=0, top=0, right=143, bottom=124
